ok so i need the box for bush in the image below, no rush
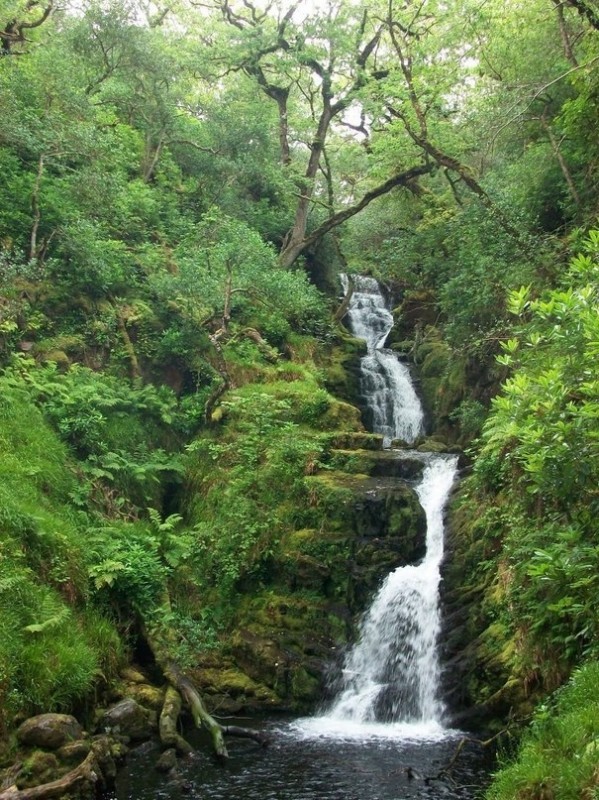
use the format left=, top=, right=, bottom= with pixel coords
left=488, top=661, right=599, bottom=800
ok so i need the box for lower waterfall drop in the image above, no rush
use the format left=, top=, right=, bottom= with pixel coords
left=326, top=454, right=458, bottom=729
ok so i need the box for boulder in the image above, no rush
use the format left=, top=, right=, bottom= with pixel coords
left=155, top=748, right=178, bottom=773
left=124, top=683, right=165, bottom=711
left=17, top=714, right=84, bottom=750
left=56, top=740, right=92, bottom=765
left=98, top=698, right=154, bottom=741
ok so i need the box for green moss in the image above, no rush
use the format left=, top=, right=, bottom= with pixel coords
left=290, top=666, right=320, bottom=701
left=0, top=387, right=125, bottom=730
left=320, top=335, right=366, bottom=404
left=323, top=432, right=384, bottom=450
left=412, top=327, right=468, bottom=440
left=17, top=752, right=61, bottom=789
left=317, top=398, right=363, bottom=431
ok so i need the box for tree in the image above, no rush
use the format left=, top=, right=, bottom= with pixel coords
left=0, top=0, right=53, bottom=54
left=196, top=0, right=434, bottom=267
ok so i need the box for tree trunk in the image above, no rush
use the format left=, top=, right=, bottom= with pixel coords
left=540, top=114, right=581, bottom=207
left=29, top=155, right=45, bottom=262
left=163, top=662, right=229, bottom=758
left=564, top=0, right=599, bottom=30
left=204, top=330, right=233, bottom=422
left=143, top=596, right=268, bottom=759
left=553, top=0, right=579, bottom=66
left=159, top=686, right=194, bottom=756
left=279, top=106, right=333, bottom=267
left=112, top=300, right=143, bottom=386
left=279, top=163, right=434, bottom=268
left=334, top=274, right=355, bottom=322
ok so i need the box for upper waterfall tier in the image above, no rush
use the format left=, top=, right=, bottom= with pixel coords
left=341, top=275, right=424, bottom=444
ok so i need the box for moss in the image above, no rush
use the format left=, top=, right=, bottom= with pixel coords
left=278, top=528, right=351, bottom=597
left=416, top=438, right=450, bottom=453
left=412, top=327, right=468, bottom=441
left=194, top=666, right=278, bottom=701
left=41, top=350, right=71, bottom=368
left=17, top=752, right=61, bottom=789
left=317, top=398, right=363, bottom=431
left=290, top=666, right=320, bottom=701
left=320, top=335, right=366, bottom=405
left=323, top=432, right=384, bottom=450
left=123, top=684, right=165, bottom=711
left=389, top=290, right=439, bottom=343
left=328, top=449, right=425, bottom=480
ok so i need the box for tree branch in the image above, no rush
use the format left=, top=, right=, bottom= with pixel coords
left=279, top=163, right=434, bottom=268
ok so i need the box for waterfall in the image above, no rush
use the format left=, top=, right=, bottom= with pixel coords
left=327, top=454, right=457, bottom=726
left=296, top=275, right=457, bottom=740
left=341, top=275, right=424, bottom=445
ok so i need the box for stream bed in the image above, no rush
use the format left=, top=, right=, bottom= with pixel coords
left=112, top=717, right=492, bottom=800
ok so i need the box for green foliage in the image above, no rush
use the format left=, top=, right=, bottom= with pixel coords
left=2, top=357, right=185, bottom=514
left=488, top=661, right=599, bottom=800
left=0, top=387, right=125, bottom=729
left=186, top=380, right=352, bottom=607
left=469, top=232, right=599, bottom=679
left=149, top=209, right=328, bottom=344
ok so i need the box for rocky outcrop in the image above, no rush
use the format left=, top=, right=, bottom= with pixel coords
left=204, top=444, right=429, bottom=712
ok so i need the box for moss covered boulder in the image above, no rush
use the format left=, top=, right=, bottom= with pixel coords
left=16, top=714, right=84, bottom=750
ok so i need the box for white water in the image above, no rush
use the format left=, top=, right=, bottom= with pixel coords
left=326, top=456, right=457, bottom=724
left=341, top=275, right=423, bottom=444
left=295, top=276, right=458, bottom=742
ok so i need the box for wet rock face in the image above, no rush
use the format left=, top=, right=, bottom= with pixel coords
left=211, top=448, right=429, bottom=712
left=351, top=483, right=427, bottom=607
left=16, top=714, right=84, bottom=750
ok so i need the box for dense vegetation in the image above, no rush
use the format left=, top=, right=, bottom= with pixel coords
left=1, top=0, right=599, bottom=796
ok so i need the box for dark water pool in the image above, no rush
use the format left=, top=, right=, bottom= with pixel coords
left=111, top=717, right=492, bottom=800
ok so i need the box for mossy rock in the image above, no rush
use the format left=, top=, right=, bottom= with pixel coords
left=389, top=340, right=415, bottom=355
left=412, top=327, right=468, bottom=441
left=277, top=528, right=352, bottom=598
left=328, top=449, right=425, bottom=480
left=193, top=666, right=280, bottom=707
left=17, top=715, right=84, bottom=750
left=123, top=683, right=165, bottom=712
left=226, top=592, right=348, bottom=708
left=416, top=438, right=449, bottom=453
left=389, top=290, right=439, bottom=342
left=303, top=472, right=425, bottom=542
left=317, top=399, right=363, bottom=431
left=324, top=432, right=384, bottom=451
left=322, top=335, right=366, bottom=405
left=40, top=349, right=71, bottom=368
left=289, top=666, right=321, bottom=701
left=56, top=740, right=91, bottom=766
left=16, top=751, right=61, bottom=789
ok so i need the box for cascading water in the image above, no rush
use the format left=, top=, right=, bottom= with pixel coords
left=341, top=275, right=424, bottom=445
left=326, top=454, right=457, bottom=729
left=298, top=275, right=457, bottom=740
